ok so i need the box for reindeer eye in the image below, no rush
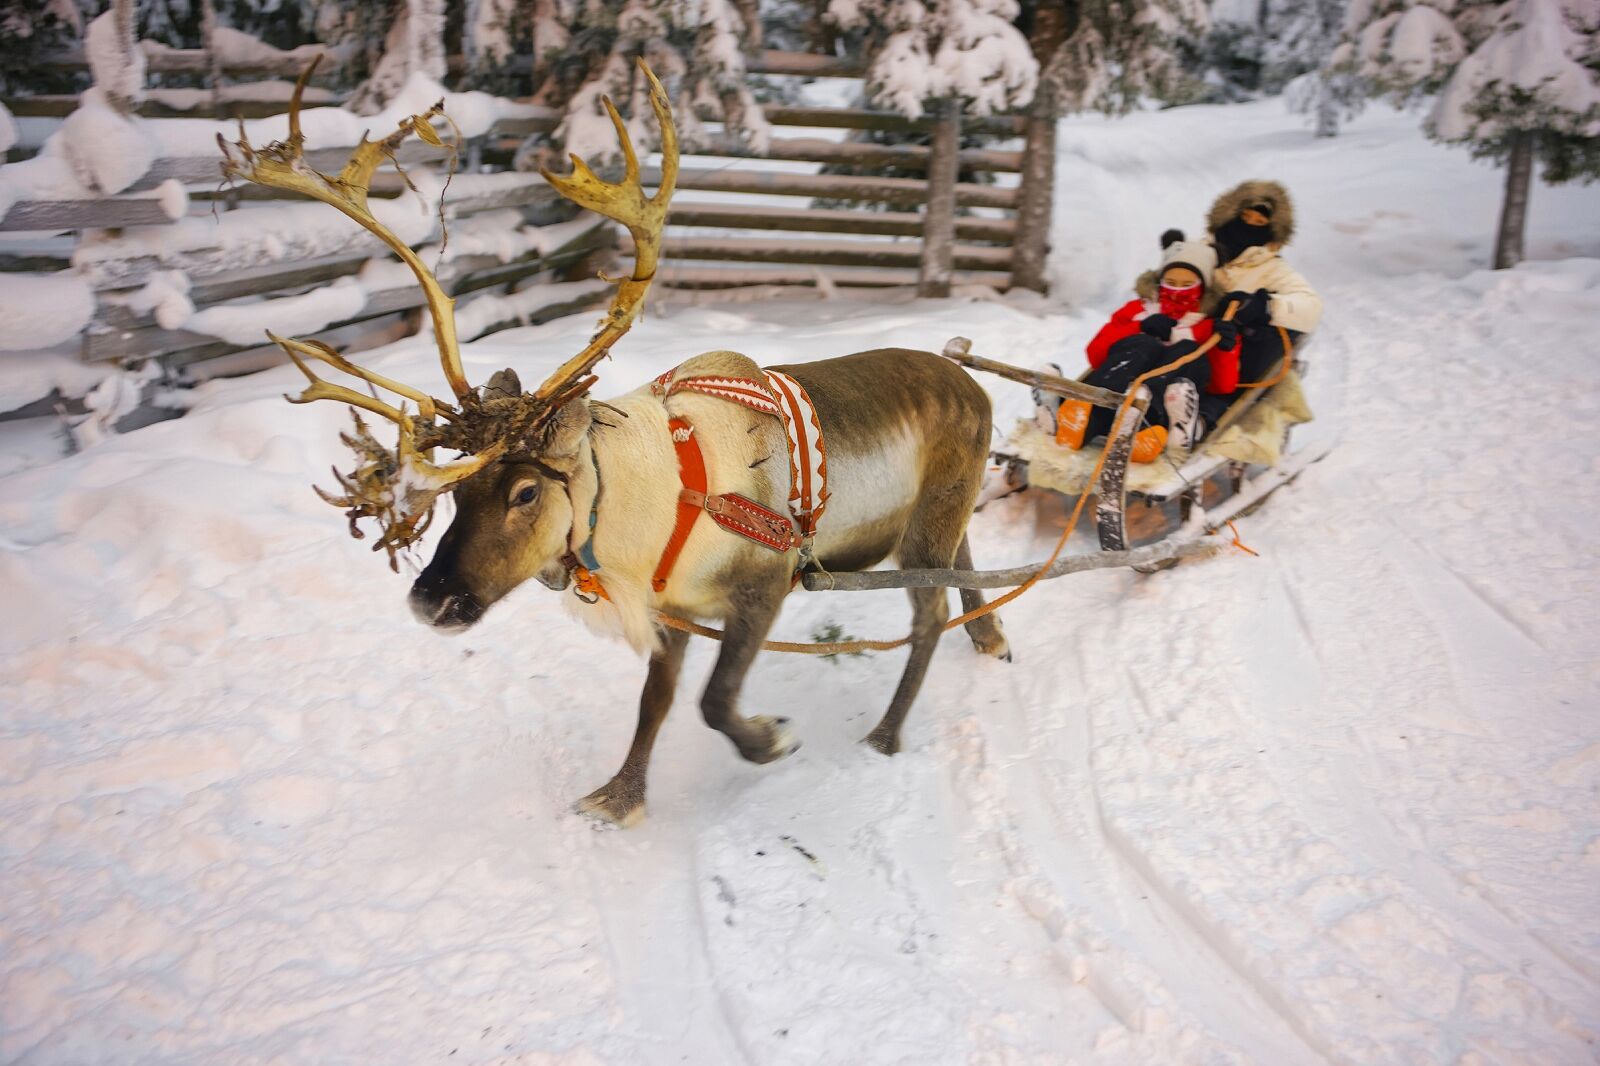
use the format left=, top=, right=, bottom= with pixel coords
left=513, top=484, right=538, bottom=506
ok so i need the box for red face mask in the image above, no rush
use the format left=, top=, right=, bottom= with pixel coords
left=1158, top=282, right=1202, bottom=319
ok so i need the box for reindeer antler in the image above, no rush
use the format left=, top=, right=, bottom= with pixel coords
left=219, top=55, right=678, bottom=569
left=217, top=57, right=488, bottom=568
left=535, top=57, right=679, bottom=402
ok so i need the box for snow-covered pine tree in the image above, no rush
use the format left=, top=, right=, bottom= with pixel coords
left=0, top=0, right=80, bottom=95
left=1192, top=16, right=1266, bottom=101
left=828, top=0, right=1038, bottom=119
left=1010, top=0, right=1206, bottom=290
left=462, top=0, right=522, bottom=93
left=349, top=0, right=447, bottom=113
left=1335, top=0, right=1600, bottom=266
left=508, top=0, right=768, bottom=170
left=1267, top=0, right=1361, bottom=135
left=137, top=0, right=197, bottom=50
left=1031, top=0, right=1207, bottom=116
left=218, top=0, right=325, bottom=51
left=1263, top=0, right=1346, bottom=89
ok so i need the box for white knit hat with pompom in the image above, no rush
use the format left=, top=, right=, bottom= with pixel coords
left=1158, top=228, right=1217, bottom=287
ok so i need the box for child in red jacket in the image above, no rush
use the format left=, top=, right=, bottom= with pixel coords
left=1053, top=231, right=1241, bottom=462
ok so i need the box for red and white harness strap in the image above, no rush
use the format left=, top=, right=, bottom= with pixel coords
left=646, top=369, right=830, bottom=588
left=653, top=370, right=830, bottom=540
left=762, top=370, right=830, bottom=542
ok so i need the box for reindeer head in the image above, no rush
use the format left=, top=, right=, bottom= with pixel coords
left=222, top=56, right=678, bottom=630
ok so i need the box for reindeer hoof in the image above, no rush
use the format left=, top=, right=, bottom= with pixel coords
left=976, top=634, right=1012, bottom=662
left=967, top=619, right=1011, bottom=662
left=740, top=715, right=801, bottom=765
left=575, top=781, right=646, bottom=828
left=864, top=727, right=900, bottom=756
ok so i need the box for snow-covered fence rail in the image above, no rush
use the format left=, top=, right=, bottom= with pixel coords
left=0, top=111, right=601, bottom=415
left=617, top=100, right=1026, bottom=295
left=649, top=168, right=1017, bottom=209
left=84, top=215, right=612, bottom=366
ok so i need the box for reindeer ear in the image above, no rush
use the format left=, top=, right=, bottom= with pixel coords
left=544, top=397, right=593, bottom=459
left=486, top=367, right=522, bottom=396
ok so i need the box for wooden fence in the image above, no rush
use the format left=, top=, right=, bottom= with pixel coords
left=1, top=45, right=1050, bottom=416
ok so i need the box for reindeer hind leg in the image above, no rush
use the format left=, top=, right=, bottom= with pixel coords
left=955, top=533, right=1010, bottom=662
left=864, top=487, right=971, bottom=756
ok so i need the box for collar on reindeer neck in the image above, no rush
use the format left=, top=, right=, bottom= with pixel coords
left=560, top=441, right=608, bottom=603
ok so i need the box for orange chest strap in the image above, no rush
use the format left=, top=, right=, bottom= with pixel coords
left=652, top=418, right=801, bottom=593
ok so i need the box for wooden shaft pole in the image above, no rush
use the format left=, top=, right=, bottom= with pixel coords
left=940, top=337, right=1124, bottom=409
left=802, top=537, right=1220, bottom=591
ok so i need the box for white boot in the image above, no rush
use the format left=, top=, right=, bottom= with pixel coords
left=1164, top=379, right=1204, bottom=457
left=1032, top=363, right=1064, bottom=434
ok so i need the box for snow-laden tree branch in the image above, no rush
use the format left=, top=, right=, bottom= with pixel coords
left=350, top=0, right=449, bottom=114
left=828, top=0, right=1037, bottom=118
left=1033, top=0, right=1207, bottom=117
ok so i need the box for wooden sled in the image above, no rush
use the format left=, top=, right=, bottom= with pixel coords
left=786, top=337, right=1330, bottom=598
left=950, top=336, right=1326, bottom=575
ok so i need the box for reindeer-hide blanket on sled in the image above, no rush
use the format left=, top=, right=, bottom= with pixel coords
left=1010, top=371, right=1314, bottom=497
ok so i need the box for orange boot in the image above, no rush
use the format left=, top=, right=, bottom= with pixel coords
left=1130, top=425, right=1168, bottom=463
left=1055, top=399, right=1092, bottom=449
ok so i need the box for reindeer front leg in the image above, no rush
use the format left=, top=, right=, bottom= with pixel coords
left=701, top=583, right=802, bottom=764
left=576, top=625, right=690, bottom=827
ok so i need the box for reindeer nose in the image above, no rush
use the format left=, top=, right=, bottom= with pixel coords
left=409, top=580, right=483, bottom=631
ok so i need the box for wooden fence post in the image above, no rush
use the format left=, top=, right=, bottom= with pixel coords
left=918, top=97, right=960, bottom=298
left=1010, top=116, right=1053, bottom=292
left=1011, top=2, right=1067, bottom=293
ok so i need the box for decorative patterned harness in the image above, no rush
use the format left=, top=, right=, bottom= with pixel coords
left=563, top=367, right=830, bottom=602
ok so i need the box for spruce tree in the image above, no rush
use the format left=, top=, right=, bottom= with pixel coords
left=1031, top=0, right=1208, bottom=116
left=504, top=0, right=769, bottom=169
left=1272, top=0, right=1362, bottom=135
left=1335, top=0, right=1600, bottom=266
left=1009, top=0, right=1206, bottom=290
left=826, top=0, right=1039, bottom=119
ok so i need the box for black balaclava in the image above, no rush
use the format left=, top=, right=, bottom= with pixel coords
left=1213, top=217, right=1273, bottom=264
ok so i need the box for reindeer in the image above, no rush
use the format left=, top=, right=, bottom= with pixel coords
left=222, top=60, right=1009, bottom=827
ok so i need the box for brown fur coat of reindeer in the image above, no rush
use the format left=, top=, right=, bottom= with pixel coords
left=222, top=60, right=1008, bottom=827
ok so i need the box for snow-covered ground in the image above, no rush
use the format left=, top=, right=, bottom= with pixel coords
left=3, top=98, right=1599, bottom=1064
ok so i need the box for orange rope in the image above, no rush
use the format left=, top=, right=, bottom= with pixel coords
left=657, top=304, right=1249, bottom=656
left=1235, top=326, right=1293, bottom=389
left=1224, top=519, right=1258, bottom=557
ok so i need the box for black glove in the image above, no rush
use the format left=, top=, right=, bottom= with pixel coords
left=1213, top=320, right=1240, bottom=348
left=1140, top=313, right=1177, bottom=341
left=1223, top=289, right=1271, bottom=326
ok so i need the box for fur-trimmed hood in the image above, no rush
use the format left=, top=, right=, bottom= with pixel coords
left=1207, top=180, right=1296, bottom=247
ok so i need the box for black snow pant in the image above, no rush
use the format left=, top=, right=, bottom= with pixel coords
left=1082, top=334, right=1211, bottom=441
left=1196, top=324, right=1298, bottom=427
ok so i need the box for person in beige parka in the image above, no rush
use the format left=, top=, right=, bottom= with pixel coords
left=1187, top=180, right=1323, bottom=430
